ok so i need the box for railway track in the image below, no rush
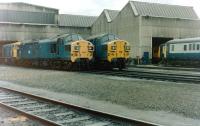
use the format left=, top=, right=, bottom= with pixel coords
left=131, top=65, right=200, bottom=72
left=0, top=87, right=157, bottom=126
left=85, top=69, right=200, bottom=84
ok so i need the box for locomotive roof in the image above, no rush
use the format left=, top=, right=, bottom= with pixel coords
left=49, top=34, right=71, bottom=41
left=21, top=33, right=81, bottom=44
left=47, top=33, right=82, bottom=42
left=87, top=33, right=118, bottom=40
left=167, top=37, right=200, bottom=44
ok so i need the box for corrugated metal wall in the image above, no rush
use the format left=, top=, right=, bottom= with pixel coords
left=0, top=3, right=58, bottom=13
left=0, top=24, right=91, bottom=41
left=0, top=10, right=56, bottom=24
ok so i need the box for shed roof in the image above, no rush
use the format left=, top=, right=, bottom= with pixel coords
left=87, top=33, right=119, bottom=40
left=104, top=9, right=119, bottom=22
left=59, top=14, right=97, bottom=27
left=130, top=1, right=198, bottom=19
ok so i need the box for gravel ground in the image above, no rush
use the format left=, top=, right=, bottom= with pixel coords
left=0, top=106, right=44, bottom=126
left=0, top=65, right=200, bottom=125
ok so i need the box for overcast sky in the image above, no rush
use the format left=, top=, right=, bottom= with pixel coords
left=0, top=0, right=200, bottom=17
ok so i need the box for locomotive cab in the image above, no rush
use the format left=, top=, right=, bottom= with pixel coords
left=88, top=33, right=131, bottom=70
left=70, top=40, right=94, bottom=62
left=55, top=34, right=94, bottom=63
left=107, top=40, right=130, bottom=62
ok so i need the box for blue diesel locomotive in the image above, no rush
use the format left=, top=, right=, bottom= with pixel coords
left=87, top=33, right=131, bottom=70
left=3, top=33, right=94, bottom=70
left=160, top=37, right=200, bottom=66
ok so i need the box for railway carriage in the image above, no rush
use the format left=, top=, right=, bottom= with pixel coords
left=160, top=37, right=200, bottom=66
left=87, top=33, right=131, bottom=70
left=3, top=33, right=94, bottom=70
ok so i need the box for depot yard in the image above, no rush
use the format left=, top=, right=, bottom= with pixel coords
left=0, top=65, right=199, bottom=125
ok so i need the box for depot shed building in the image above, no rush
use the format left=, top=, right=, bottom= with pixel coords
left=92, top=1, right=200, bottom=63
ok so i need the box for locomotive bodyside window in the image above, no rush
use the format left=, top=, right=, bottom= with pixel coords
left=171, top=45, right=175, bottom=52
left=197, top=44, right=200, bottom=50
left=184, top=45, right=187, bottom=51
left=193, top=44, right=196, bottom=50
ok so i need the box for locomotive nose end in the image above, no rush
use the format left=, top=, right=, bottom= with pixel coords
left=71, top=40, right=94, bottom=63
left=107, top=40, right=131, bottom=62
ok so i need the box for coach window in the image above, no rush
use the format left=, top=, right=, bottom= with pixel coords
left=189, top=44, right=192, bottom=51
left=197, top=44, right=200, bottom=50
left=171, top=45, right=175, bottom=51
left=193, top=44, right=196, bottom=50
left=184, top=45, right=187, bottom=51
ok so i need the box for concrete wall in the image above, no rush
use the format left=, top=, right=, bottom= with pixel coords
left=91, top=11, right=111, bottom=35
left=113, top=3, right=141, bottom=58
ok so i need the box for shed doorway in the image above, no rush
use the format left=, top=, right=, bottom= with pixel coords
left=152, top=37, right=172, bottom=64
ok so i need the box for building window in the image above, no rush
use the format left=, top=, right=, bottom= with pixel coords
left=189, top=44, right=192, bottom=51
left=197, top=44, right=200, bottom=50
left=193, top=44, right=196, bottom=50
left=184, top=45, right=187, bottom=51
left=171, top=45, right=175, bottom=51
left=50, top=44, right=57, bottom=53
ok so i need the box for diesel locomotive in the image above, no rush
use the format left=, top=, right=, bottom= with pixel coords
left=2, top=33, right=94, bottom=70
left=87, top=33, right=131, bottom=70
